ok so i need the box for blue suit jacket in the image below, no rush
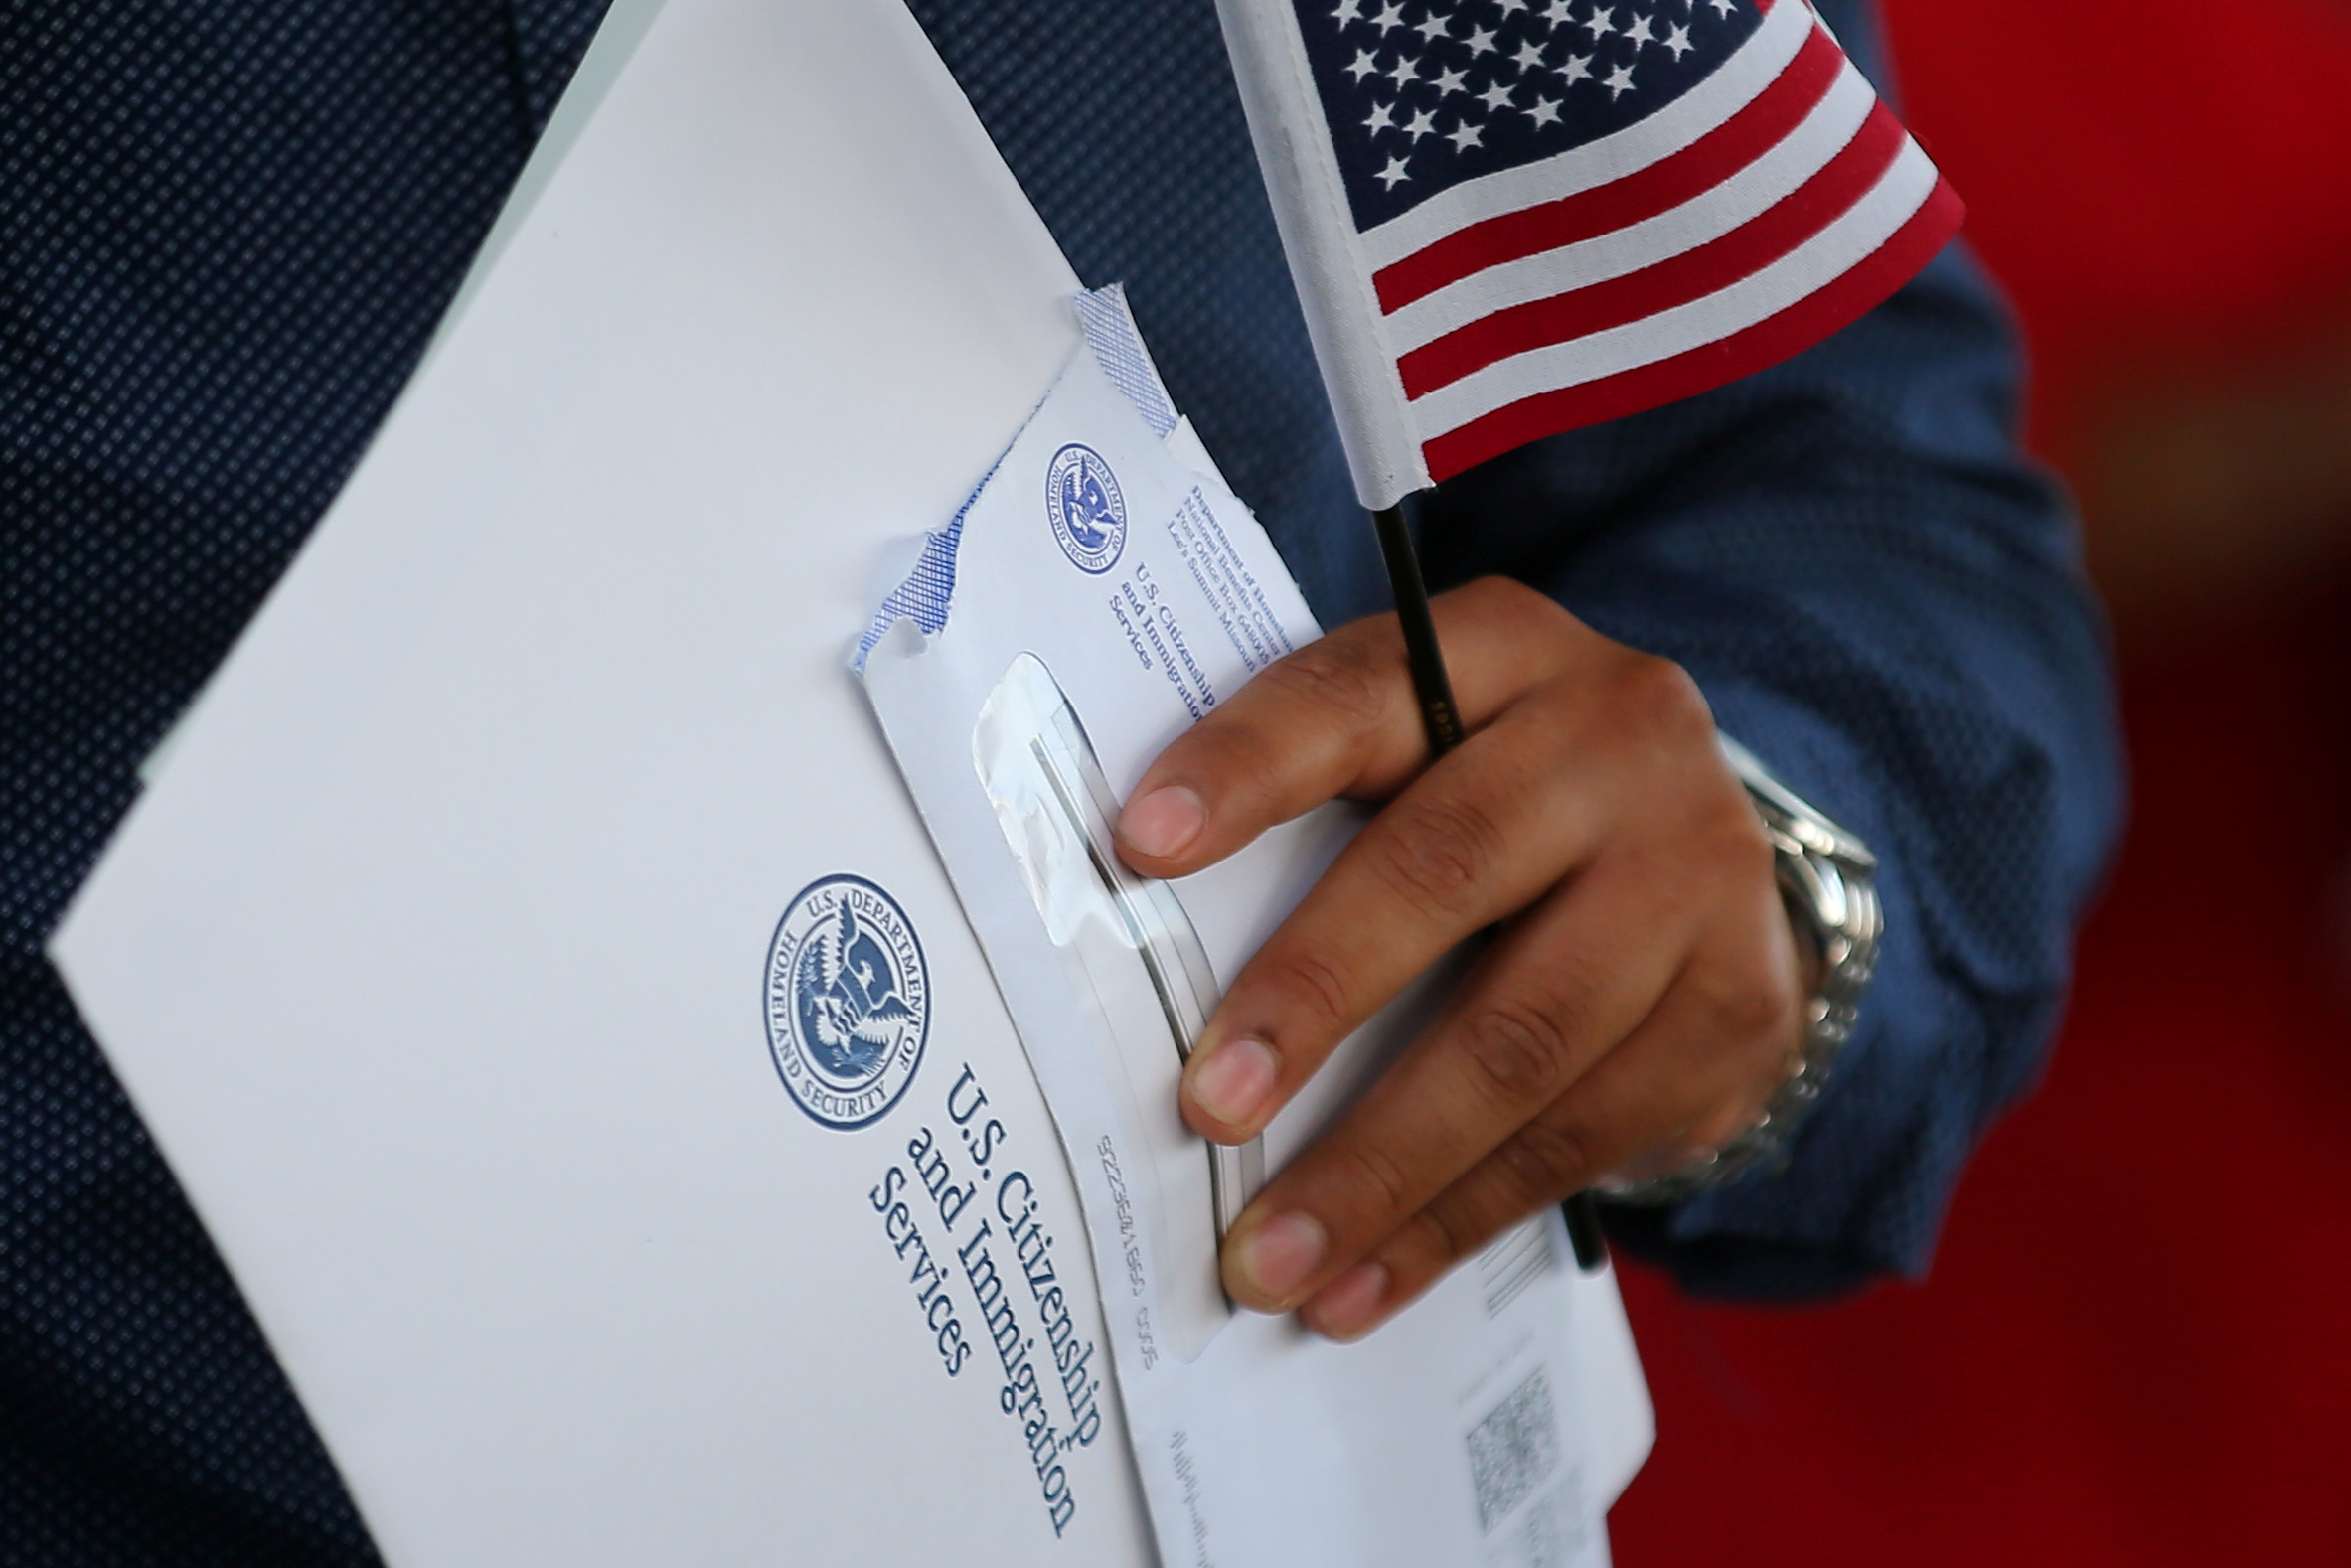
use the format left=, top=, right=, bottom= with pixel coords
left=0, top=0, right=2119, bottom=1559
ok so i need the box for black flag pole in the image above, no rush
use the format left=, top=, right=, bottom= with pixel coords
left=1369, top=505, right=1465, bottom=752
left=1370, top=502, right=1609, bottom=1274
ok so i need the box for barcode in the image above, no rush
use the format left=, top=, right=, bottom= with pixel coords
left=1475, top=1218, right=1559, bottom=1319
left=1465, top=1366, right=1562, bottom=1535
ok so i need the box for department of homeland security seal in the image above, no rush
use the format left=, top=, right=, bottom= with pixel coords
left=764, top=874, right=930, bottom=1130
left=1045, top=442, right=1127, bottom=574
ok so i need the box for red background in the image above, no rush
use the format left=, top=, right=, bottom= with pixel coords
left=1607, top=5, right=2351, bottom=1562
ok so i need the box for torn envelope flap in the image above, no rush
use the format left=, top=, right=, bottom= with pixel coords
left=855, top=282, right=1192, bottom=678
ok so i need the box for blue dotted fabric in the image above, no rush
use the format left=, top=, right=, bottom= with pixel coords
left=2, top=4, right=608, bottom=1560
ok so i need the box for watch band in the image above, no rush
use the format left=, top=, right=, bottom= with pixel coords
left=1601, top=735, right=1882, bottom=1205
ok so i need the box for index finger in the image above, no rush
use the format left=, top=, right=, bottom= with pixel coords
left=1111, top=578, right=1577, bottom=876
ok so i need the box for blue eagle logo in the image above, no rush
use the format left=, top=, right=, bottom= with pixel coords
left=793, top=896, right=917, bottom=1081
left=766, top=874, right=929, bottom=1130
left=1057, top=455, right=1120, bottom=552
left=1045, top=443, right=1126, bottom=573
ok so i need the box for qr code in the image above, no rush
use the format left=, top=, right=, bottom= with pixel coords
left=1465, top=1366, right=1562, bottom=1535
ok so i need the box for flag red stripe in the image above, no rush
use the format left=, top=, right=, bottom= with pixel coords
left=1398, top=101, right=1908, bottom=398
left=1419, top=178, right=1964, bottom=483
left=1372, top=25, right=1845, bottom=314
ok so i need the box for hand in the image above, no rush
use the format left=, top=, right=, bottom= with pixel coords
left=1113, top=577, right=1805, bottom=1339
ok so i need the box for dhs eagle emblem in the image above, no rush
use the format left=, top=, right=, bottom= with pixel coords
left=1045, top=442, right=1127, bottom=574
left=764, top=874, right=930, bottom=1129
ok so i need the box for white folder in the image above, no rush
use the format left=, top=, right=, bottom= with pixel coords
left=47, top=1, right=1650, bottom=1562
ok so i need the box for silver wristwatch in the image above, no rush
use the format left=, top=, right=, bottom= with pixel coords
left=1603, top=735, right=1882, bottom=1204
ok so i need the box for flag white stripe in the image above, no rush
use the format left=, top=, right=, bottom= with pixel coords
left=1356, top=0, right=1814, bottom=272
left=1383, top=59, right=1877, bottom=355
left=1409, top=137, right=1940, bottom=436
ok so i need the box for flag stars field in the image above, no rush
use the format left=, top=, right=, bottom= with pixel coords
left=1252, top=0, right=1961, bottom=487
left=1318, top=0, right=1757, bottom=194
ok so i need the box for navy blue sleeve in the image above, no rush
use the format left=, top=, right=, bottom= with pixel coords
left=1417, top=2, right=2125, bottom=1299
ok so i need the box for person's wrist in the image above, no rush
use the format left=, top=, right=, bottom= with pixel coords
left=1599, top=734, right=1880, bottom=1203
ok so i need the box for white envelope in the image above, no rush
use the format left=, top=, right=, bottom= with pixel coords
left=48, top=1, right=1649, bottom=1562
left=862, top=295, right=1647, bottom=1568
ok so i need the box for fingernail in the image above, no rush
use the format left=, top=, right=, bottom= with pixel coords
left=1234, top=1211, right=1326, bottom=1304
left=1117, top=785, right=1206, bottom=860
left=1189, top=1037, right=1278, bottom=1128
left=1305, top=1262, right=1389, bottom=1341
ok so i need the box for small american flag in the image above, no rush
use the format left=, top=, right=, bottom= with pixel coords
left=1216, top=0, right=1964, bottom=507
